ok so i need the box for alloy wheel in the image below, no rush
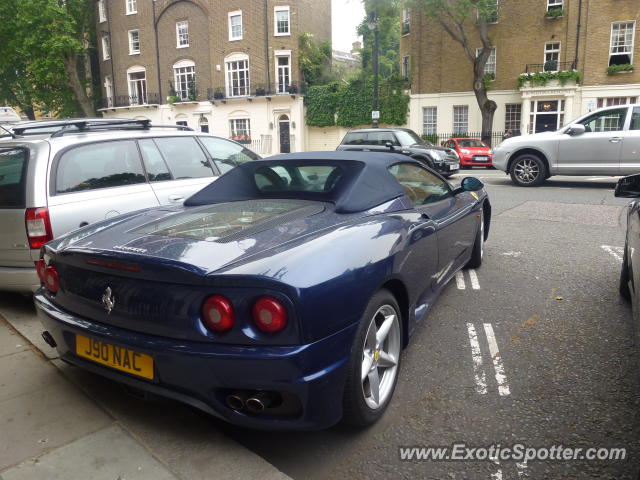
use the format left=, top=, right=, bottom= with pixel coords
left=513, top=158, right=540, bottom=184
left=360, top=304, right=401, bottom=409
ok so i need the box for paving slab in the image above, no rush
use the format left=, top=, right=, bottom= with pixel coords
left=1, top=424, right=178, bottom=480
left=0, top=325, right=28, bottom=357
left=0, top=293, right=55, bottom=360
left=0, top=350, right=65, bottom=402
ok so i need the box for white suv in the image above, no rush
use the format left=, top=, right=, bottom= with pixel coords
left=493, top=105, right=640, bottom=186
left=0, top=119, right=259, bottom=292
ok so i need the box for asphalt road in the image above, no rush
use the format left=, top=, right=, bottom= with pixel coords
left=222, top=170, right=640, bottom=479
left=2, top=169, right=639, bottom=479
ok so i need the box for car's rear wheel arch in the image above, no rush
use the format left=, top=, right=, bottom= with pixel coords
left=507, top=148, right=549, bottom=174
left=379, top=279, right=409, bottom=348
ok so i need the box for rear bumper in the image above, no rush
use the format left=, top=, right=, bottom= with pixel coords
left=0, top=266, right=39, bottom=292
left=34, top=292, right=356, bottom=430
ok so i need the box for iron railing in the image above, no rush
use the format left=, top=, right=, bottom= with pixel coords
left=525, top=61, right=575, bottom=73
left=421, top=131, right=520, bottom=148
left=208, top=82, right=306, bottom=101
left=100, top=93, right=160, bottom=109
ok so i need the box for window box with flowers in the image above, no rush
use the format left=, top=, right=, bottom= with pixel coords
left=231, top=135, right=252, bottom=144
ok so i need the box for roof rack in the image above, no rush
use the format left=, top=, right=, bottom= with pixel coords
left=11, top=119, right=193, bottom=137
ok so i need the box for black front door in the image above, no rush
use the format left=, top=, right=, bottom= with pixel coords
left=279, top=120, right=290, bottom=153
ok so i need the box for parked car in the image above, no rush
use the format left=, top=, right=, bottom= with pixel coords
left=0, top=106, right=21, bottom=126
left=443, top=137, right=493, bottom=169
left=34, top=151, right=490, bottom=430
left=0, top=118, right=259, bottom=292
left=336, top=128, right=460, bottom=177
left=493, top=104, right=640, bottom=186
left=616, top=173, right=640, bottom=336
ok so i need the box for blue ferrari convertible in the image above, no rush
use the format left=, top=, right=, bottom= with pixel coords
left=35, top=151, right=490, bottom=430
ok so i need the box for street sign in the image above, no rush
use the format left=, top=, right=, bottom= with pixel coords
left=371, top=110, right=380, bottom=120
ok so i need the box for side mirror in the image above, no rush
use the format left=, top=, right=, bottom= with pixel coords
left=615, top=174, right=640, bottom=198
left=566, top=124, right=586, bottom=136
left=385, top=141, right=395, bottom=150
left=453, top=177, right=485, bottom=195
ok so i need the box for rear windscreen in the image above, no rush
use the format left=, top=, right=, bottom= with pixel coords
left=254, top=165, right=343, bottom=193
left=0, top=148, right=28, bottom=208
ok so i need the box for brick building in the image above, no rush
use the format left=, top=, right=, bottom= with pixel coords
left=96, top=0, right=331, bottom=154
left=400, top=0, right=640, bottom=138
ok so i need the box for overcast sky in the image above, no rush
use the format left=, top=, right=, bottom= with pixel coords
left=332, top=0, right=365, bottom=52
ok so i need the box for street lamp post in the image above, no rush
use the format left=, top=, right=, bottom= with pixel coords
left=368, top=10, right=380, bottom=128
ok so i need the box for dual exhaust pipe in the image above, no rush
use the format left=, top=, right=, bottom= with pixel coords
left=226, top=391, right=278, bottom=413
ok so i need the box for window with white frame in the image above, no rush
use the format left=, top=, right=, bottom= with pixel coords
left=229, top=11, right=243, bottom=41
left=127, top=67, right=147, bottom=105
left=402, top=8, right=410, bottom=35
left=173, top=60, right=196, bottom=101
left=176, top=21, right=189, bottom=48
left=547, top=0, right=563, bottom=12
left=544, top=42, right=560, bottom=71
left=126, top=0, right=137, bottom=15
left=128, top=30, right=140, bottom=55
left=274, top=6, right=290, bottom=36
left=476, top=47, right=496, bottom=76
left=402, top=55, right=410, bottom=79
left=597, top=96, right=638, bottom=108
left=101, top=35, right=111, bottom=60
left=98, top=0, right=106, bottom=22
left=422, top=107, right=437, bottom=135
left=610, top=21, right=635, bottom=66
left=482, top=0, right=499, bottom=23
left=453, top=106, right=468, bottom=134
left=276, top=55, right=291, bottom=93
left=505, top=104, right=521, bottom=133
left=104, top=76, right=113, bottom=107
left=225, top=54, right=250, bottom=97
left=229, top=118, right=251, bottom=142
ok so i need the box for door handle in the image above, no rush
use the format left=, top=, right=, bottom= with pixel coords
left=609, top=137, right=622, bottom=143
left=168, top=194, right=184, bottom=202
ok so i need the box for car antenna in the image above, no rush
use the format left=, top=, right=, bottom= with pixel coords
left=0, top=124, right=16, bottom=139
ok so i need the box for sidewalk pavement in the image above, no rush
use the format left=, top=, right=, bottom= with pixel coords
left=0, top=294, right=291, bottom=480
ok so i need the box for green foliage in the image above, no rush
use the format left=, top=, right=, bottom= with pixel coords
left=607, top=64, right=634, bottom=75
left=305, top=76, right=409, bottom=127
left=411, top=0, right=500, bottom=24
left=421, top=134, right=439, bottom=144
left=545, top=8, right=564, bottom=18
left=0, top=0, right=97, bottom=117
left=517, top=70, right=581, bottom=88
left=483, top=73, right=495, bottom=90
left=299, top=32, right=334, bottom=86
left=358, top=0, right=401, bottom=79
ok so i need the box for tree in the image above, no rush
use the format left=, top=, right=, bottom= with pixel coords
left=409, top=0, right=498, bottom=145
left=299, top=32, right=334, bottom=86
left=0, top=0, right=97, bottom=118
left=357, top=0, right=401, bottom=80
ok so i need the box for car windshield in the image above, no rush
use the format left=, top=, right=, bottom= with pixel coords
left=254, top=164, right=343, bottom=193
left=457, top=139, right=486, bottom=148
left=394, top=130, right=427, bottom=147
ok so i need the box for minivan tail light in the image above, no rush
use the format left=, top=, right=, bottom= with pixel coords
left=44, top=265, right=59, bottom=293
left=202, top=295, right=235, bottom=333
left=25, top=208, right=53, bottom=249
left=252, top=297, right=287, bottom=333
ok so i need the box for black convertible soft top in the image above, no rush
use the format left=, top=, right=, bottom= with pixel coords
left=185, top=151, right=417, bottom=213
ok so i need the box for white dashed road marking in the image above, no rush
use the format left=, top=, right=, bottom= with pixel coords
left=602, top=245, right=624, bottom=262
left=466, top=323, right=488, bottom=395
left=456, top=270, right=481, bottom=290
left=483, top=323, right=511, bottom=397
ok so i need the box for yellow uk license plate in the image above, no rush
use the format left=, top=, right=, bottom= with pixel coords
left=75, top=334, right=154, bottom=380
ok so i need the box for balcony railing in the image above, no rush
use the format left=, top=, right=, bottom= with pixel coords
left=100, top=93, right=160, bottom=109
left=208, top=82, right=306, bottom=101
left=525, top=61, right=575, bottom=73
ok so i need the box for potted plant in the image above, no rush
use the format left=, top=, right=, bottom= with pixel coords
left=607, top=64, right=634, bottom=75
left=287, top=83, right=298, bottom=94
left=255, top=83, right=266, bottom=96
left=544, top=59, right=558, bottom=72
left=213, top=87, right=224, bottom=100
left=188, top=80, right=197, bottom=101
left=167, top=81, right=179, bottom=105
left=545, top=8, right=564, bottom=18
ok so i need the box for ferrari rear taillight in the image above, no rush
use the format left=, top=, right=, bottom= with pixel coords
left=35, top=259, right=46, bottom=283
left=44, top=265, right=59, bottom=293
left=202, top=295, right=235, bottom=333
left=25, top=207, right=53, bottom=249
left=252, top=297, right=287, bottom=333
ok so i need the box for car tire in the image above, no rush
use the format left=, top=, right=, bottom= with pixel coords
left=509, top=154, right=547, bottom=187
left=342, top=289, right=402, bottom=427
left=620, top=242, right=631, bottom=301
left=466, top=210, right=484, bottom=269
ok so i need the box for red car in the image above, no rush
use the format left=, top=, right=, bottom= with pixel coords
left=444, top=138, right=493, bottom=168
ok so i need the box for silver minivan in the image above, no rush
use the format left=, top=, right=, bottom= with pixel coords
left=0, top=119, right=259, bottom=292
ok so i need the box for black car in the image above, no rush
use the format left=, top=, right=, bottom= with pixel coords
left=336, top=128, right=460, bottom=177
left=617, top=174, right=640, bottom=340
